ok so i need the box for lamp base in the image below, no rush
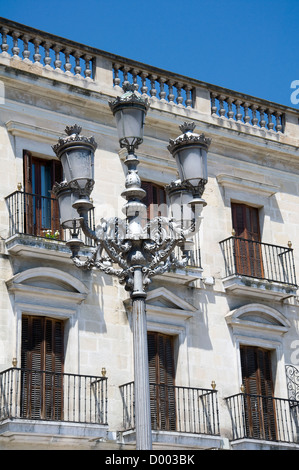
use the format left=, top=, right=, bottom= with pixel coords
left=72, top=198, right=94, bottom=213
left=188, top=197, right=207, bottom=207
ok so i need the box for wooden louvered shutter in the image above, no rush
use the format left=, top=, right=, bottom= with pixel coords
left=232, top=203, right=264, bottom=278
left=147, top=332, right=176, bottom=431
left=141, top=182, right=167, bottom=219
left=23, top=151, right=34, bottom=234
left=141, top=181, right=153, bottom=220
left=240, top=346, right=276, bottom=440
left=50, top=160, right=63, bottom=237
left=21, top=316, right=64, bottom=420
left=45, top=319, right=64, bottom=420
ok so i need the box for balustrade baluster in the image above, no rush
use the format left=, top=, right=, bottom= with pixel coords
left=53, top=45, right=63, bottom=72
left=74, top=51, right=82, bottom=77
left=64, top=47, right=73, bottom=75
left=22, top=34, right=31, bottom=62
left=227, top=98, right=234, bottom=119
left=33, top=37, right=42, bottom=66
left=113, top=63, right=121, bottom=87
left=150, top=75, right=157, bottom=98
left=131, top=69, right=139, bottom=91
left=267, top=109, right=274, bottom=130
left=140, top=71, right=148, bottom=97
left=176, top=82, right=184, bottom=106
left=159, top=77, right=167, bottom=101
left=185, top=85, right=192, bottom=107
left=259, top=107, right=266, bottom=128
left=235, top=100, right=242, bottom=121
left=167, top=80, right=175, bottom=103
left=211, top=93, right=218, bottom=115
left=275, top=111, right=283, bottom=132
left=243, top=102, right=250, bottom=124
left=12, top=31, right=20, bottom=59
left=1, top=27, right=10, bottom=56
left=43, top=41, right=52, bottom=69
left=122, top=66, right=130, bottom=89
left=83, top=55, right=92, bottom=79
left=218, top=95, right=226, bottom=117
left=251, top=105, right=259, bottom=126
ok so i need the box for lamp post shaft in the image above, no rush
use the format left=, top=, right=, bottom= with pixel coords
left=132, top=291, right=152, bottom=450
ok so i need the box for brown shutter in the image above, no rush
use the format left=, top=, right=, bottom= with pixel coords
left=231, top=203, right=264, bottom=277
left=51, top=159, right=63, bottom=187
left=240, top=346, right=276, bottom=439
left=50, top=159, right=63, bottom=236
left=141, top=181, right=153, bottom=219
left=21, top=316, right=64, bottom=420
left=147, top=332, right=176, bottom=431
left=23, top=151, right=34, bottom=234
left=141, top=181, right=167, bottom=219
left=23, top=151, right=33, bottom=194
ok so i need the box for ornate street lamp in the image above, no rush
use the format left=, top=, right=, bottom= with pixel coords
left=52, top=84, right=211, bottom=450
left=168, top=121, right=211, bottom=206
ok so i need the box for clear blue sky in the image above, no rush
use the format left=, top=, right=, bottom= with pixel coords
left=1, top=0, right=299, bottom=108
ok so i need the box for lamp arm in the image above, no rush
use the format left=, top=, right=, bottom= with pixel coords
left=78, top=211, right=98, bottom=241
left=148, top=238, right=182, bottom=270
left=170, top=216, right=203, bottom=238
left=101, top=238, right=130, bottom=270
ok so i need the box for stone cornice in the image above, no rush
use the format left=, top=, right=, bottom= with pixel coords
left=216, top=174, right=279, bottom=196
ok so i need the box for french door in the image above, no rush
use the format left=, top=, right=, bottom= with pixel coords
left=232, top=203, right=264, bottom=278
left=23, top=152, right=62, bottom=237
left=147, top=332, right=176, bottom=431
left=21, top=316, right=64, bottom=420
left=240, top=346, right=277, bottom=440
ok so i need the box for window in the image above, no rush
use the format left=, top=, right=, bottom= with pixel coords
left=231, top=202, right=263, bottom=278
left=23, top=151, right=63, bottom=237
left=147, top=332, right=176, bottom=431
left=141, top=181, right=167, bottom=219
left=21, top=315, right=64, bottom=420
left=240, top=345, right=276, bottom=440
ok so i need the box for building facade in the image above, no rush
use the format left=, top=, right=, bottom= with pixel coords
left=0, top=17, right=299, bottom=450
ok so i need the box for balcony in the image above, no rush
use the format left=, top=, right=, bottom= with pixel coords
left=0, top=367, right=108, bottom=443
left=5, top=190, right=95, bottom=261
left=120, top=382, right=222, bottom=449
left=219, top=236, right=297, bottom=299
left=226, top=392, right=299, bottom=449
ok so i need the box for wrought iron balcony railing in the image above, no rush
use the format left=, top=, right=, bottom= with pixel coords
left=5, top=190, right=202, bottom=267
left=226, top=392, right=299, bottom=444
left=286, top=365, right=299, bottom=402
left=219, top=236, right=297, bottom=287
left=120, top=381, right=220, bottom=436
left=5, top=190, right=95, bottom=246
left=0, top=368, right=108, bottom=425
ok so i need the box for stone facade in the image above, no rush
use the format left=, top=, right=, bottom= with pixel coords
left=0, top=18, right=299, bottom=450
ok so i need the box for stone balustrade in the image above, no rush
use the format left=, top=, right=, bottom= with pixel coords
left=0, top=19, right=94, bottom=79
left=112, top=63, right=194, bottom=108
left=210, top=92, right=284, bottom=132
left=1, top=17, right=296, bottom=136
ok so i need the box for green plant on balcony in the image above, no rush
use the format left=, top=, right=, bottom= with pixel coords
left=43, top=229, right=60, bottom=240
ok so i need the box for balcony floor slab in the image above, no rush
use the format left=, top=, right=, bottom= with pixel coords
left=0, top=418, right=111, bottom=448
left=222, top=275, right=297, bottom=300
left=120, top=429, right=225, bottom=450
